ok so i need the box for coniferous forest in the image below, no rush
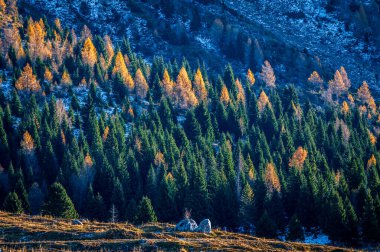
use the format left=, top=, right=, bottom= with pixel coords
left=1, top=0, right=380, bottom=247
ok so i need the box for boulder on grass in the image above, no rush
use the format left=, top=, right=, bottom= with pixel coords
left=195, top=219, right=211, bottom=233
left=175, top=219, right=198, bottom=232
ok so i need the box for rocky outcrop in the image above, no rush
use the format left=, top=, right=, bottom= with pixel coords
left=175, top=218, right=212, bottom=233
left=175, top=219, right=198, bottom=232
left=195, top=219, right=211, bottom=233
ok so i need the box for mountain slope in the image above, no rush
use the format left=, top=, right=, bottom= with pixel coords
left=19, top=0, right=380, bottom=93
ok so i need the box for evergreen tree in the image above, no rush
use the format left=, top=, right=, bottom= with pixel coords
left=42, top=182, right=78, bottom=219
left=3, top=192, right=23, bottom=213
left=135, top=196, right=157, bottom=224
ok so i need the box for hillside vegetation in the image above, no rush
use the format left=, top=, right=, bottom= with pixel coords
left=0, top=212, right=353, bottom=251
left=1, top=0, right=380, bottom=248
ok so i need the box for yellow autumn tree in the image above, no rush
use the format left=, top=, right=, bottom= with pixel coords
left=27, top=18, right=48, bottom=62
left=20, top=131, right=35, bottom=152
left=236, top=79, right=246, bottom=104
left=289, top=147, right=308, bottom=171
left=264, top=163, right=281, bottom=194
left=161, top=68, right=174, bottom=97
left=339, top=66, right=351, bottom=90
left=357, top=81, right=376, bottom=114
left=112, top=51, right=134, bottom=91
left=61, top=69, right=72, bottom=86
left=247, top=69, right=255, bottom=86
left=368, top=130, right=377, bottom=146
left=174, top=67, right=198, bottom=109
left=220, top=85, right=230, bottom=105
left=44, top=67, right=53, bottom=83
left=134, top=68, right=149, bottom=100
left=84, top=153, right=93, bottom=168
left=257, top=90, right=270, bottom=113
left=104, top=35, right=114, bottom=64
left=260, top=60, right=276, bottom=88
left=307, top=71, right=323, bottom=87
left=341, top=101, right=350, bottom=115
left=328, top=70, right=346, bottom=96
left=367, top=154, right=376, bottom=169
left=15, top=64, right=41, bottom=92
left=81, top=37, right=97, bottom=68
left=193, top=68, right=208, bottom=102
left=102, top=126, right=109, bottom=142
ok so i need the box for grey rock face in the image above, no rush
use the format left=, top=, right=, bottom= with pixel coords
left=175, top=219, right=198, bottom=232
left=195, top=219, right=212, bottom=233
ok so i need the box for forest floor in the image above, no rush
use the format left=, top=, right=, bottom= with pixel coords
left=0, top=212, right=358, bottom=251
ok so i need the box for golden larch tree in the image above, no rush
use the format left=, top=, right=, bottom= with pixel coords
left=174, top=67, right=198, bottom=109
left=247, top=69, right=255, bottom=86
left=260, top=60, right=276, bottom=88
left=104, top=35, right=114, bottom=64
left=161, top=68, right=174, bottom=97
left=289, top=147, right=308, bottom=171
left=134, top=68, right=149, bottom=100
left=193, top=68, right=208, bottom=102
left=112, top=51, right=134, bottom=91
left=367, top=154, right=376, bottom=169
left=20, top=131, right=35, bottom=152
left=357, top=81, right=376, bottom=114
left=264, top=163, right=281, bottom=194
left=368, top=130, right=377, bottom=146
left=27, top=18, right=48, bottom=62
left=339, top=66, right=351, bottom=90
left=292, top=101, right=302, bottom=122
left=236, top=79, right=246, bottom=104
left=328, top=70, right=346, bottom=96
left=15, top=64, right=41, bottom=91
left=307, top=71, right=323, bottom=87
left=44, top=67, right=53, bottom=83
left=220, top=85, right=230, bottom=105
left=341, top=101, right=350, bottom=115
left=81, top=37, right=97, bottom=68
left=84, top=153, right=93, bottom=168
left=257, top=90, right=271, bottom=114
left=61, top=69, right=72, bottom=86
left=102, top=126, right=109, bottom=142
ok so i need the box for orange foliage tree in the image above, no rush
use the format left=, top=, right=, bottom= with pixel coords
left=257, top=90, right=270, bottom=114
left=112, top=51, right=134, bottom=91
left=81, top=37, right=97, bottom=68
left=161, top=69, right=174, bottom=97
left=193, top=68, right=207, bottom=103
left=260, top=60, right=276, bottom=88
left=61, top=69, right=72, bottom=86
left=247, top=69, right=255, bottom=86
left=134, top=68, right=149, bottom=100
left=264, top=163, right=281, bottom=194
left=20, top=131, right=35, bottom=152
left=15, top=64, right=41, bottom=92
left=173, top=67, right=198, bottom=109
left=236, top=79, right=246, bottom=104
left=357, top=81, right=376, bottom=114
left=289, top=147, right=308, bottom=171
left=27, top=18, right=48, bottom=62
left=307, top=71, right=323, bottom=87
left=220, top=85, right=230, bottom=105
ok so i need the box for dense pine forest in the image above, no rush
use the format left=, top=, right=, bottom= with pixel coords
left=1, top=0, right=380, bottom=246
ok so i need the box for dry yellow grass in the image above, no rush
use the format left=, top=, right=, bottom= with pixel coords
left=0, top=212, right=358, bottom=251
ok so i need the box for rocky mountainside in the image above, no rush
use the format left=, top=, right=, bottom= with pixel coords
left=19, top=0, right=380, bottom=95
